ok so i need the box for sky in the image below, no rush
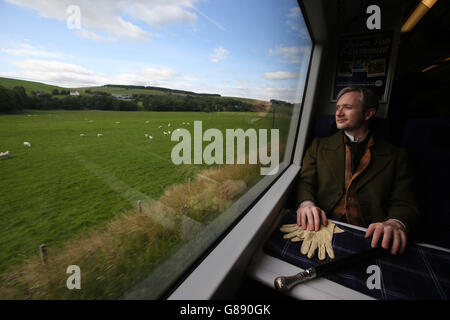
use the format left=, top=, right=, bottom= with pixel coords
left=0, top=0, right=312, bottom=102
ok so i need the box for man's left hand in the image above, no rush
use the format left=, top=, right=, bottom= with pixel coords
left=365, top=220, right=407, bottom=255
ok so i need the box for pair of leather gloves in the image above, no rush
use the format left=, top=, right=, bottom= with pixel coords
left=280, top=222, right=344, bottom=260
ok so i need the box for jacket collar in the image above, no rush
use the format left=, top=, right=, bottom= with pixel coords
left=323, top=130, right=391, bottom=155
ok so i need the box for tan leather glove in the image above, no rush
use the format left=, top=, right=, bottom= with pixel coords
left=280, top=222, right=344, bottom=260
left=280, top=224, right=309, bottom=242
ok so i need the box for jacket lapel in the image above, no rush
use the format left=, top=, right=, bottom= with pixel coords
left=353, top=134, right=393, bottom=192
left=321, top=131, right=345, bottom=190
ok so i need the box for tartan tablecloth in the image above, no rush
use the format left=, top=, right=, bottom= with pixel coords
left=263, top=210, right=450, bottom=300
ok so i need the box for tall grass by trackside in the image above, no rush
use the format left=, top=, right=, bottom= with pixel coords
left=0, top=161, right=261, bottom=299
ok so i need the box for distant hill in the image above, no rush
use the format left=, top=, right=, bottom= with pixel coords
left=99, top=84, right=221, bottom=97
left=73, top=84, right=203, bottom=98
left=0, top=77, right=271, bottom=112
left=0, top=77, right=209, bottom=97
left=0, top=77, right=220, bottom=98
left=0, top=77, right=65, bottom=95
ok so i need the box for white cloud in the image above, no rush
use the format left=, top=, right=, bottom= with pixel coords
left=286, top=7, right=310, bottom=39
left=137, top=67, right=181, bottom=83
left=263, top=71, right=298, bottom=81
left=216, top=84, right=300, bottom=103
left=268, top=45, right=311, bottom=64
left=2, top=59, right=181, bottom=88
left=122, top=0, right=198, bottom=28
left=5, top=0, right=201, bottom=41
left=210, top=46, right=229, bottom=63
left=6, top=59, right=104, bottom=87
left=287, top=7, right=301, bottom=18
left=1, top=43, right=72, bottom=58
left=12, top=60, right=93, bottom=75
left=235, top=79, right=249, bottom=84
left=74, top=29, right=117, bottom=42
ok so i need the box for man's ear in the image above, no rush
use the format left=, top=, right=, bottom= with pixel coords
left=364, top=108, right=376, bottom=121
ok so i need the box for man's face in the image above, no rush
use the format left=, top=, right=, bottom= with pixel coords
left=335, top=91, right=367, bottom=132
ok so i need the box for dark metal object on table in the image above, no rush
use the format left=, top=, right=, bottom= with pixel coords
left=274, top=247, right=387, bottom=292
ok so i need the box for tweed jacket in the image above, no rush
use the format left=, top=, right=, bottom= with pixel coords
left=295, top=130, right=420, bottom=232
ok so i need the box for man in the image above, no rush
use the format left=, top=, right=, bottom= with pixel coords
left=295, top=86, right=419, bottom=255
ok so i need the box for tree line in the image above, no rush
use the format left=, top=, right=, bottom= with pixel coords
left=136, top=94, right=253, bottom=112
left=0, top=85, right=257, bottom=113
left=104, top=84, right=221, bottom=97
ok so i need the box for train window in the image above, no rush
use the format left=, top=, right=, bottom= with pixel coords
left=0, top=0, right=312, bottom=299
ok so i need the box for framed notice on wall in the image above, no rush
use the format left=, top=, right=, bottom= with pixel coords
left=331, top=30, right=395, bottom=102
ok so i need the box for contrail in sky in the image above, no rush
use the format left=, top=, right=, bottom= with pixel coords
left=191, top=6, right=226, bottom=31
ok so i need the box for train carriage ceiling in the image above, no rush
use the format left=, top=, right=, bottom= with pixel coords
left=398, top=0, right=450, bottom=79
left=322, top=0, right=449, bottom=79
left=320, top=0, right=449, bottom=117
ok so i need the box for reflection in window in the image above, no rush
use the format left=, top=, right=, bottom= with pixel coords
left=0, top=0, right=312, bottom=299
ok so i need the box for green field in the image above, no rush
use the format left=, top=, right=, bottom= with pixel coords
left=0, top=109, right=289, bottom=280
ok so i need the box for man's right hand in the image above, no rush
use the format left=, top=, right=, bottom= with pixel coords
left=296, top=201, right=328, bottom=232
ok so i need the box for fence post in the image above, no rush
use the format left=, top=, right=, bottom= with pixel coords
left=39, top=244, right=48, bottom=266
left=137, top=200, right=142, bottom=214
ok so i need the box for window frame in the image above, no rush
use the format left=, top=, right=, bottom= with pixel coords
left=165, top=0, right=326, bottom=300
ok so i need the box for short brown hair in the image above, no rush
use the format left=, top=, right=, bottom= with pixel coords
left=336, top=86, right=379, bottom=113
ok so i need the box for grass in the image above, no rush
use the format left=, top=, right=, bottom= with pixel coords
left=0, top=160, right=263, bottom=299
left=0, top=109, right=291, bottom=298
left=0, top=208, right=183, bottom=299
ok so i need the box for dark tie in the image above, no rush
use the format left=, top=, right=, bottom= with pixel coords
left=346, top=134, right=370, bottom=174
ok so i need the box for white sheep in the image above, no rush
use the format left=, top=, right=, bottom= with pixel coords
left=80, top=133, right=85, bottom=137
left=144, top=134, right=148, bottom=138
left=115, top=121, right=120, bottom=124
left=24, top=142, right=31, bottom=147
left=0, top=150, right=10, bottom=159
left=145, top=121, right=150, bottom=124
left=148, top=136, right=153, bottom=139
left=97, top=133, right=103, bottom=137
left=158, top=125, right=163, bottom=129
left=163, top=131, right=168, bottom=135
left=168, top=123, right=171, bottom=127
